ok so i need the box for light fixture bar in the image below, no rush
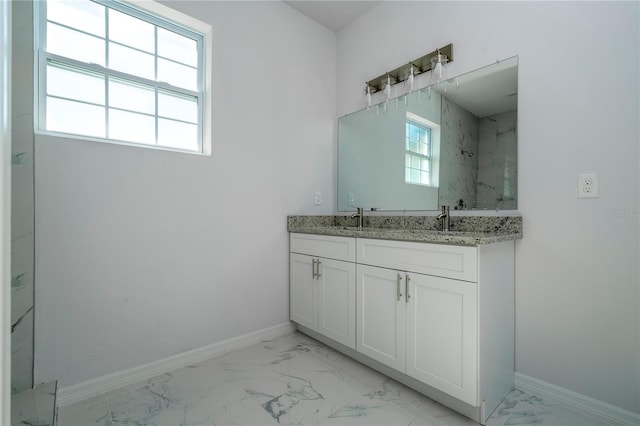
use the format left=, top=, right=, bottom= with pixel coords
left=366, top=43, right=453, bottom=93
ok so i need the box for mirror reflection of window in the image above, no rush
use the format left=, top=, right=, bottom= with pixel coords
left=405, top=112, right=440, bottom=187
left=405, top=120, right=432, bottom=185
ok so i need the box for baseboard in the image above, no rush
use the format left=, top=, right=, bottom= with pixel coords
left=57, top=322, right=296, bottom=407
left=514, top=372, right=640, bottom=426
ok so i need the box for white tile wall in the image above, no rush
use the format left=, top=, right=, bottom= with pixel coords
left=11, top=0, right=34, bottom=394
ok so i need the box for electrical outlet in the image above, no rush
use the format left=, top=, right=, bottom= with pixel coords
left=578, top=173, right=599, bottom=199
left=314, top=190, right=322, bottom=205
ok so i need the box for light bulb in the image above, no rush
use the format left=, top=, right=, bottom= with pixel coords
left=384, top=75, right=392, bottom=100
left=406, top=66, right=415, bottom=92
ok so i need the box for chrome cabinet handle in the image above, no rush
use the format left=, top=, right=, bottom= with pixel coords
left=396, top=273, right=403, bottom=301
left=312, top=259, right=317, bottom=279
left=316, top=260, right=322, bottom=278
left=406, top=274, right=411, bottom=303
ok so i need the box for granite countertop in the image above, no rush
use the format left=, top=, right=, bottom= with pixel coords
left=287, top=215, right=522, bottom=246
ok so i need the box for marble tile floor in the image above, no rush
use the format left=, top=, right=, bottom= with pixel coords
left=58, top=332, right=609, bottom=426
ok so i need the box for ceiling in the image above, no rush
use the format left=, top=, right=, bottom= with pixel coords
left=284, top=1, right=382, bottom=32
left=432, top=59, right=518, bottom=118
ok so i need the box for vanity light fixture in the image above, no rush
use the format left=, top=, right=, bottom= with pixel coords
left=364, top=43, right=453, bottom=98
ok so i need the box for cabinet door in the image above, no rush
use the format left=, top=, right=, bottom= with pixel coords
left=356, top=264, right=405, bottom=372
left=317, top=258, right=356, bottom=349
left=290, top=253, right=317, bottom=330
left=406, top=273, right=478, bottom=405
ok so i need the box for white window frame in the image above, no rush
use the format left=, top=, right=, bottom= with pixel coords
left=34, top=0, right=213, bottom=155
left=402, top=112, right=440, bottom=188
left=404, top=112, right=440, bottom=188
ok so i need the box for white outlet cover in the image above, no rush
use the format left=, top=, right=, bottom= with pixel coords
left=314, top=191, right=322, bottom=205
left=578, top=173, right=599, bottom=198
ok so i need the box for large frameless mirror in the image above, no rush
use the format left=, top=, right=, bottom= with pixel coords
left=338, top=56, right=518, bottom=212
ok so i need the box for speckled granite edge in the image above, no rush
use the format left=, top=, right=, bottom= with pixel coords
left=287, top=215, right=522, bottom=246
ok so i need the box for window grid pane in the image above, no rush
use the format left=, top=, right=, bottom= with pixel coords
left=108, top=42, right=155, bottom=81
left=47, top=62, right=105, bottom=105
left=108, top=108, right=156, bottom=145
left=405, top=120, right=432, bottom=185
left=47, top=0, right=105, bottom=37
left=108, top=8, right=155, bottom=53
left=158, top=27, right=198, bottom=67
left=108, top=78, right=155, bottom=115
left=158, top=90, right=198, bottom=123
left=158, top=119, right=198, bottom=151
left=47, top=23, right=105, bottom=66
left=47, top=97, right=105, bottom=138
left=158, top=58, right=198, bottom=91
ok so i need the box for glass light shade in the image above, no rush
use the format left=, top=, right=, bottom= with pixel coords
left=406, top=68, right=415, bottom=92
left=431, top=52, right=448, bottom=84
left=384, top=76, right=392, bottom=100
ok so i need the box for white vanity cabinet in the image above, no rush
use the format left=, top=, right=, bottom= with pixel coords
left=289, top=233, right=356, bottom=349
left=290, top=232, right=515, bottom=424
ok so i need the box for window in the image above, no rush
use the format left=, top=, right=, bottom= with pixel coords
left=36, top=0, right=210, bottom=154
left=405, top=119, right=432, bottom=185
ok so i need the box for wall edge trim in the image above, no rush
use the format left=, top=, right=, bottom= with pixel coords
left=514, top=372, right=639, bottom=426
left=56, top=322, right=296, bottom=407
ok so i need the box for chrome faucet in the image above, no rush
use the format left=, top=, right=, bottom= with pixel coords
left=437, top=205, right=450, bottom=231
left=351, top=207, right=364, bottom=230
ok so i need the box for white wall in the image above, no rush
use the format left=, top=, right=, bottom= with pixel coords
left=34, top=0, right=336, bottom=387
left=337, top=1, right=639, bottom=414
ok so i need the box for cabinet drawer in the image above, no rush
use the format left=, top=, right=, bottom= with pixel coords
left=357, top=239, right=477, bottom=282
left=290, top=233, right=356, bottom=262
